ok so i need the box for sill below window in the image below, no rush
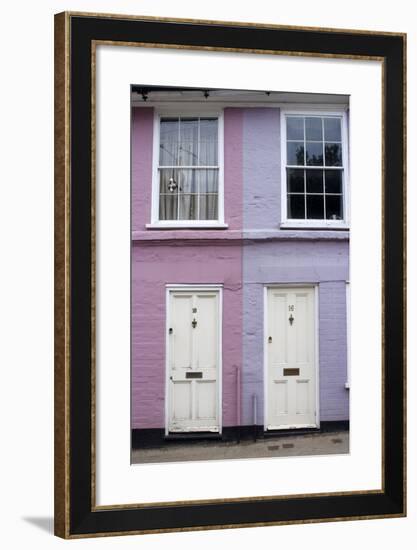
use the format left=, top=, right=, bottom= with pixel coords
left=280, top=221, right=349, bottom=230
left=145, top=222, right=229, bottom=230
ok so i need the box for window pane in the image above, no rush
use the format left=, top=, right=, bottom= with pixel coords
left=178, top=118, right=198, bottom=166
left=178, top=169, right=198, bottom=193
left=307, top=195, right=324, bottom=219
left=287, top=169, right=304, bottom=193
left=325, top=195, right=343, bottom=220
left=159, top=118, right=179, bottom=165
left=287, top=142, right=305, bottom=165
left=325, top=170, right=343, bottom=193
left=286, top=117, right=304, bottom=140
left=306, top=169, right=324, bottom=193
left=159, top=169, right=180, bottom=194
left=306, top=142, right=323, bottom=166
left=305, top=117, right=323, bottom=141
left=178, top=194, right=198, bottom=220
left=199, top=194, right=218, bottom=220
left=325, top=143, right=342, bottom=166
left=159, top=194, right=178, bottom=220
left=198, top=169, right=219, bottom=193
left=288, top=194, right=305, bottom=219
left=199, top=118, right=218, bottom=165
left=324, top=118, right=341, bottom=141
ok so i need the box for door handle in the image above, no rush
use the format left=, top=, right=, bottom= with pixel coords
left=268, top=336, right=272, bottom=343
left=288, top=314, right=294, bottom=326
left=192, top=318, right=197, bottom=328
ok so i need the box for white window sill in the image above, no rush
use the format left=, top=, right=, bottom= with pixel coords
left=280, top=221, right=349, bottom=230
left=145, top=222, right=229, bottom=230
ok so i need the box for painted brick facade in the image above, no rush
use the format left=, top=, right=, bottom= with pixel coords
left=131, top=242, right=242, bottom=429
left=131, top=101, right=349, bottom=432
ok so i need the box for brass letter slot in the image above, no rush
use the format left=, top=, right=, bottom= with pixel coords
left=186, top=372, right=203, bottom=379
left=283, top=368, right=300, bottom=376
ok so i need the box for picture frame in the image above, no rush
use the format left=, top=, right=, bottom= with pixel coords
left=54, top=11, right=406, bottom=538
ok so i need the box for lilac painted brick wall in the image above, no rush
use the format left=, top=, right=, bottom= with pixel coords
left=241, top=107, right=349, bottom=424
left=242, top=241, right=349, bottom=425
left=224, top=108, right=244, bottom=230
left=243, top=108, right=281, bottom=229
left=319, top=282, right=349, bottom=420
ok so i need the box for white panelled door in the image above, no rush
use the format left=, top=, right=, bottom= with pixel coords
left=167, top=288, right=221, bottom=433
left=266, top=287, right=317, bottom=429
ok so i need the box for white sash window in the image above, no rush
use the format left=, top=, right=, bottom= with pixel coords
left=150, top=114, right=225, bottom=227
left=281, top=110, right=349, bottom=228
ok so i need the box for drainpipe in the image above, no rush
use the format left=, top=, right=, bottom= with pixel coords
left=253, top=393, right=257, bottom=442
left=236, top=366, right=241, bottom=444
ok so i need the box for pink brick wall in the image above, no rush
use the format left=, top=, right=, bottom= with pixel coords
left=131, top=243, right=242, bottom=429
left=131, top=107, right=244, bottom=430
left=131, top=107, right=153, bottom=231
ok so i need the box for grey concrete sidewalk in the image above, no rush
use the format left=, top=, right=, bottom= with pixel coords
left=131, top=430, right=349, bottom=464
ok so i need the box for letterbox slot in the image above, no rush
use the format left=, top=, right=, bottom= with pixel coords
left=283, top=368, right=300, bottom=376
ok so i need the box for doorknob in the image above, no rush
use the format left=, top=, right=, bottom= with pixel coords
left=268, top=336, right=272, bottom=343
left=289, top=314, right=294, bottom=326
left=192, top=318, right=197, bottom=328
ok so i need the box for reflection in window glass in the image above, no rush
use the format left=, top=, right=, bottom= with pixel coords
left=287, top=194, right=305, bottom=219
left=287, top=117, right=304, bottom=140
left=287, top=142, right=305, bottom=165
left=285, top=114, right=345, bottom=222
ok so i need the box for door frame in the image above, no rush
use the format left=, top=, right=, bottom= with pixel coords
left=165, top=284, right=223, bottom=436
left=263, top=284, right=320, bottom=431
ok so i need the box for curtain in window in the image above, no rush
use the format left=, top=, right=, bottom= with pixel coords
left=159, top=117, right=219, bottom=221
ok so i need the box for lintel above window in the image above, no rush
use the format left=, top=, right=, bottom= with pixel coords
left=151, top=113, right=224, bottom=227
left=280, top=110, right=349, bottom=228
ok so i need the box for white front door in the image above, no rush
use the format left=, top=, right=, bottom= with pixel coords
left=167, top=288, right=221, bottom=433
left=266, top=286, right=317, bottom=429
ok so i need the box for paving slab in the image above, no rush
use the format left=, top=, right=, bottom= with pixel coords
left=131, top=430, right=349, bottom=464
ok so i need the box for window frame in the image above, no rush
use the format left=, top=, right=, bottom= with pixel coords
left=148, top=108, right=225, bottom=228
left=280, top=108, right=350, bottom=228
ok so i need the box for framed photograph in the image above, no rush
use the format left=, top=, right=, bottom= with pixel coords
left=54, top=12, right=406, bottom=538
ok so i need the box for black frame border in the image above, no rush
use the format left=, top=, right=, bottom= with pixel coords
left=54, top=12, right=406, bottom=538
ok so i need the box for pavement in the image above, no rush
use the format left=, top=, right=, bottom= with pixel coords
left=131, top=430, right=349, bottom=464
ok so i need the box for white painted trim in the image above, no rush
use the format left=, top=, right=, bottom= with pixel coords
left=218, top=287, right=223, bottom=435
left=217, top=113, right=225, bottom=225
left=263, top=284, right=320, bottom=431
left=315, top=285, right=321, bottom=428
left=164, top=286, right=170, bottom=436
left=151, top=112, right=161, bottom=225
left=166, top=283, right=223, bottom=289
left=164, top=285, right=223, bottom=435
left=280, top=109, right=350, bottom=229
left=150, top=110, right=225, bottom=226
left=133, top=101, right=349, bottom=111
left=153, top=105, right=225, bottom=116
left=263, top=286, right=268, bottom=431
left=280, top=221, right=350, bottom=229
left=267, top=424, right=318, bottom=430
left=145, top=222, right=228, bottom=229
